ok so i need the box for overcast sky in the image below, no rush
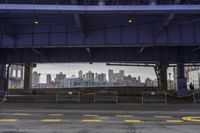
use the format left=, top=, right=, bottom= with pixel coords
left=33, top=63, right=173, bottom=83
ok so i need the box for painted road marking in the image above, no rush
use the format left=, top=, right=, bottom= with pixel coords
left=124, top=120, right=143, bottom=123
left=13, top=113, right=31, bottom=116
left=182, top=116, right=200, bottom=122
left=166, top=120, right=184, bottom=123
left=41, top=119, right=62, bottom=122
left=48, top=114, right=64, bottom=117
left=83, top=114, right=99, bottom=117
left=155, top=116, right=172, bottom=118
left=82, top=119, right=101, bottom=122
left=116, top=115, right=133, bottom=118
left=0, top=119, right=17, bottom=122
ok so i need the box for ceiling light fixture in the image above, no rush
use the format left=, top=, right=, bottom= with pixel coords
left=34, top=17, right=39, bottom=24
left=128, top=15, right=133, bottom=23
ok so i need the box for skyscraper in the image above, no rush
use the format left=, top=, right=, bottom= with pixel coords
left=55, top=72, right=66, bottom=82
left=138, top=76, right=141, bottom=82
left=78, top=70, right=83, bottom=79
left=119, top=70, right=124, bottom=80
left=32, top=71, right=40, bottom=85
left=108, top=69, right=114, bottom=82
left=86, top=71, right=94, bottom=82
left=46, top=74, right=51, bottom=84
left=95, top=73, right=98, bottom=82
left=97, top=73, right=106, bottom=83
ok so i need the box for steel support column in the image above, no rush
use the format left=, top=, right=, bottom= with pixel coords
left=23, top=64, right=33, bottom=93
left=176, top=62, right=187, bottom=96
left=160, top=63, right=168, bottom=91
left=155, top=63, right=168, bottom=90
left=0, top=64, right=6, bottom=91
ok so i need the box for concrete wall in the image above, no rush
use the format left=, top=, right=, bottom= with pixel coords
left=8, top=86, right=162, bottom=96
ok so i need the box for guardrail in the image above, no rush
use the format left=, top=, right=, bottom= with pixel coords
left=193, top=91, right=200, bottom=104
left=56, top=91, right=80, bottom=104
left=142, top=91, right=167, bottom=104
left=0, top=91, right=8, bottom=103
left=94, top=90, right=118, bottom=104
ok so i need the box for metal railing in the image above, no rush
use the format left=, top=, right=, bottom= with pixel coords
left=56, top=91, right=80, bottom=104
left=0, top=91, right=8, bottom=103
left=193, top=91, right=200, bottom=104
left=142, top=91, right=167, bottom=104
left=94, top=90, right=118, bottom=104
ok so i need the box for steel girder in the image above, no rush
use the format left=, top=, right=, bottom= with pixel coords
left=0, top=19, right=200, bottom=48
left=0, top=4, right=200, bottom=14
left=0, top=47, right=200, bottom=64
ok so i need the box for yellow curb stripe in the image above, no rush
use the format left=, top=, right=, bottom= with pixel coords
left=0, top=119, right=17, bottom=122
left=124, top=120, right=143, bottom=123
left=116, top=115, right=133, bottom=118
left=155, top=116, right=172, bottom=118
left=83, top=114, right=99, bottom=117
left=41, top=119, right=62, bottom=122
left=166, top=120, right=184, bottom=123
left=48, top=114, right=64, bottom=117
left=14, top=113, right=31, bottom=116
left=82, top=119, right=101, bottom=122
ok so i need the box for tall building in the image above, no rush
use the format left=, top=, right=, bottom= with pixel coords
left=32, top=71, right=40, bottom=86
left=78, top=70, right=83, bottom=79
left=86, top=71, right=94, bottom=82
left=83, top=74, right=86, bottom=80
left=55, top=72, right=66, bottom=87
left=138, top=76, right=141, bottom=83
left=63, top=78, right=75, bottom=88
left=119, top=70, right=124, bottom=80
left=108, top=69, right=114, bottom=82
left=55, top=72, right=66, bottom=82
left=46, top=74, right=51, bottom=84
left=95, top=73, right=98, bottom=82
left=97, top=73, right=106, bottom=83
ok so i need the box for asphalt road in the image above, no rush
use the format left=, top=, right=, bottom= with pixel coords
left=0, top=103, right=199, bottom=133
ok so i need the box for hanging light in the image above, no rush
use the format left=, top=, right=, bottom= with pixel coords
left=34, top=17, right=39, bottom=24
left=128, top=15, right=133, bottom=23
left=98, top=0, right=105, bottom=6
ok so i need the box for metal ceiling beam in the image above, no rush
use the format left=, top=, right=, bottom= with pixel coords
left=0, top=19, right=17, bottom=40
left=0, top=4, right=200, bottom=14
left=71, top=0, right=86, bottom=38
left=154, top=13, right=176, bottom=39
left=74, top=14, right=86, bottom=38
left=154, top=0, right=180, bottom=43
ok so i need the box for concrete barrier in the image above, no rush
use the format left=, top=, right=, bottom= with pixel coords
left=56, top=91, right=80, bottom=104
left=8, top=86, right=162, bottom=96
left=142, top=91, right=167, bottom=104
left=193, top=91, right=200, bottom=104
left=0, top=91, right=8, bottom=103
left=94, top=90, right=118, bottom=104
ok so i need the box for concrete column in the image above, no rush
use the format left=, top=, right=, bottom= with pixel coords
left=176, top=62, right=187, bottom=96
left=23, top=64, right=33, bottom=93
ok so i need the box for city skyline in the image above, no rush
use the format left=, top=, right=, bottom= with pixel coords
left=32, top=69, right=156, bottom=88
left=33, top=63, right=158, bottom=83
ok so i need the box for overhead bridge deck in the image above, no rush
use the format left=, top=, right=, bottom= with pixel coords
left=0, top=0, right=200, bottom=97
